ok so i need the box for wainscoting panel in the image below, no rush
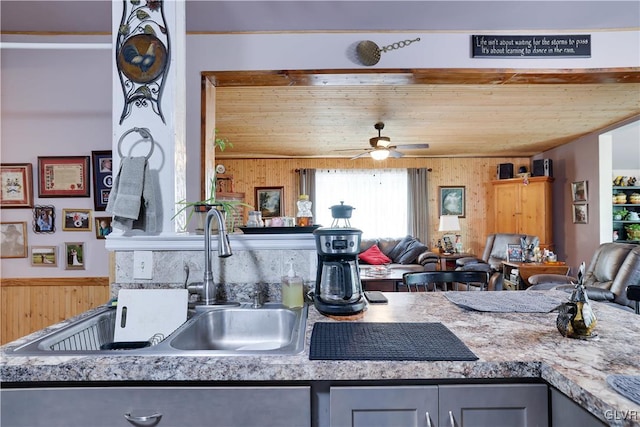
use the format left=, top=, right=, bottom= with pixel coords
left=0, top=277, right=110, bottom=345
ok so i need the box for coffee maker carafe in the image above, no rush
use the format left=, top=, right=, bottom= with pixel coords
left=313, top=227, right=366, bottom=315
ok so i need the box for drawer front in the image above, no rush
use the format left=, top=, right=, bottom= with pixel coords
left=1, top=386, right=310, bottom=427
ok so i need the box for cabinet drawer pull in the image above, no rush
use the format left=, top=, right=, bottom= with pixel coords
left=124, top=412, right=163, bottom=425
left=449, top=410, right=456, bottom=427
left=425, top=411, right=433, bottom=427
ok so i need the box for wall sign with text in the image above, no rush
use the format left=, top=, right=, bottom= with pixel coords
left=472, top=35, right=591, bottom=58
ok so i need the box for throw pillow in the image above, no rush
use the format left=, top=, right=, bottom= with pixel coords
left=359, top=244, right=391, bottom=265
left=387, top=235, right=415, bottom=261
left=397, top=240, right=429, bottom=265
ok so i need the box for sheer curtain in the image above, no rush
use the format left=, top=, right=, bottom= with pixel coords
left=407, top=168, right=430, bottom=246
left=315, top=169, right=408, bottom=239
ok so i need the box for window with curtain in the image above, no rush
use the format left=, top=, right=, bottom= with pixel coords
left=315, top=169, right=408, bottom=239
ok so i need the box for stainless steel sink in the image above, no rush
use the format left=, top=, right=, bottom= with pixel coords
left=8, top=303, right=307, bottom=356
left=169, top=304, right=307, bottom=354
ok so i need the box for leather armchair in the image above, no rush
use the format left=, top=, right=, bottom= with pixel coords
left=456, top=233, right=540, bottom=290
left=528, top=243, right=640, bottom=311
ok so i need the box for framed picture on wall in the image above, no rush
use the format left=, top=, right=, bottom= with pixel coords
left=439, top=186, right=466, bottom=218
left=33, top=205, right=55, bottom=233
left=95, top=216, right=113, bottom=239
left=91, top=151, right=113, bottom=211
left=64, top=242, right=86, bottom=270
left=38, top=156, right=90, bottom=198
left=255, top=186, right=284, bottom=218
left=571, top=180, right=588, bottom=202
left=30, top=246, right=57, bottom=267
left=573, top=203, right=588, bottom=224
left=62, top=209, right=92, bottom=231
left=0, top=163, right=33, bottom=208
left=1, top=221, right=28, bottom=258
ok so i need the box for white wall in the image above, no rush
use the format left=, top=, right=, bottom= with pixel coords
left=1, top=38, right=112, bottom=277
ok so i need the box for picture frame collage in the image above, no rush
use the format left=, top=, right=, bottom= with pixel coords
left=571, top=180, right=588, bottom=224
left=1, top=151, right=113, bottom=269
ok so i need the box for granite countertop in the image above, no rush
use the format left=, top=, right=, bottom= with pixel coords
left=2, top=291, right=639, bottom=426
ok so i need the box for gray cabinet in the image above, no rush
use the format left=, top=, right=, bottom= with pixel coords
left=549, top=388, right=606, bottom=427
left=330, top=386, right=439, bottom=427
left=1, top=386, right=310, bottom=427
left=329, top=383, right=548, bottom=427
left=440, top=383, right=548, bottom=427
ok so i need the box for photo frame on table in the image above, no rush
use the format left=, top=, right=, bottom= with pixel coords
left=64, top=242, right=85, bottom=270
left=1, top=221, right=28, bottom=258
left=91, top=151, right=113, bottom=211
left=95, top=216, right=113, bottom=239
left=30, top=246, right=57, bottom=267
left=0, top=163, right=33, bottom=208
left=37, top=156, right=90, bottom=198
left=506, top=243, right=524, bottom=262
left=62, top=209, right=92, bottom=231
left=33, top=205, right=55, bottom=233
left=439, top=186, right=466, bottom=218
left=571, top=180, right=588, bottom=203
left=255, top=186, right=284, bottom=218
left=573, top=203, right=588, bottom=224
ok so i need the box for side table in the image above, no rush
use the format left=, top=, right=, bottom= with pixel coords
left=502, top=261, right=570, bottom=290
left=437, top=252, right=475, bottom=271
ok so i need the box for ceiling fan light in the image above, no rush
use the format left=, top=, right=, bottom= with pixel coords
left=370, top=148, right=390, bottom=160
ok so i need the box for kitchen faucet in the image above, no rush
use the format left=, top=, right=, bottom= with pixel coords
left=188, top=207, right=232, bottom=305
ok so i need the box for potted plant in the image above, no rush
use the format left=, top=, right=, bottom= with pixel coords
left=625, top=223, right=640, bottom=241
left=614, top=208, right=629, bottom=221
left=173, top=132, right=252, bottom=233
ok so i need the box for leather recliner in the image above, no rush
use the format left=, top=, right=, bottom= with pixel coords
left=456, top=233, right=540, bottom=290
left=528, top=243, right=640, bottom=311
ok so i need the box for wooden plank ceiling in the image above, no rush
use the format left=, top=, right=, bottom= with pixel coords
left=208, top=69, right=640, bottom=159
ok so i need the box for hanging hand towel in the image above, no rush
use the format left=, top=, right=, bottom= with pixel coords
left=106, top=156, right=148, bottom=231
left=131, top=162, right=157, bottom=233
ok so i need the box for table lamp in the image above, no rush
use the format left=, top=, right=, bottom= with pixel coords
left=438, top=215, right=461, bottom=253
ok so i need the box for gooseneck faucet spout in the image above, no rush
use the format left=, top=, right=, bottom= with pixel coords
left=197, top=207, right=232, bottom=305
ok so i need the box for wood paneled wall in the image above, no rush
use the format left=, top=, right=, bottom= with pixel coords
left=0, top=277, right=110, bottom=345
left=218, top=156, right=530, bottom=253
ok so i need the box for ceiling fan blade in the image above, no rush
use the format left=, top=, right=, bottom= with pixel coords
left=350, top=152, right=371, bottom=160
left=388, top=149, right=404, bottom=158
left=393, top=143, right=430, bottom=150
left=333, top=148, right=369, bottom=152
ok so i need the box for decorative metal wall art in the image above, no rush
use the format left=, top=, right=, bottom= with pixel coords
left=116, top=0, right=170, bottom=124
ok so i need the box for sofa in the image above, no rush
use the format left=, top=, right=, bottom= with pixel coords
left=358, top=236, right=439, bottom=273
left=528, top=242, right=640, bottom=311
left=455, top=233, right=540, bottom=290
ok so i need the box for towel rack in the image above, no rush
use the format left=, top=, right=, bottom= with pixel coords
left=117, top=127, right=155, bottom=160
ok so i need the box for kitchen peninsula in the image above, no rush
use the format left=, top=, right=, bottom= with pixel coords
left=2, top=292, right=639, bottom=426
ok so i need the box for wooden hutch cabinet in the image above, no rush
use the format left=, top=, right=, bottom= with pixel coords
left=492, top=176, right=554, bottom=250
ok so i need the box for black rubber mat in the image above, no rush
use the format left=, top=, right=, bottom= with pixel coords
left=309, top=322, right=478, bottom=361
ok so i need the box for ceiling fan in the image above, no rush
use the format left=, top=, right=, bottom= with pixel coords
left=337, top=122, right=429, bottom=160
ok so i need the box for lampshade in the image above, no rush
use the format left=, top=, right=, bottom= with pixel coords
left=370, top=148, right=390, bottom=160
left=438, top=215, right=460, bottom=232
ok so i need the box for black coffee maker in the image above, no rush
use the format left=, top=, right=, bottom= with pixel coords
left=313, top=227, right=366, bottom=315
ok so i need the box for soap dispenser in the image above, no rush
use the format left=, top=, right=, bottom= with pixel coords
left=282, top=263, right=304, bottom=308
